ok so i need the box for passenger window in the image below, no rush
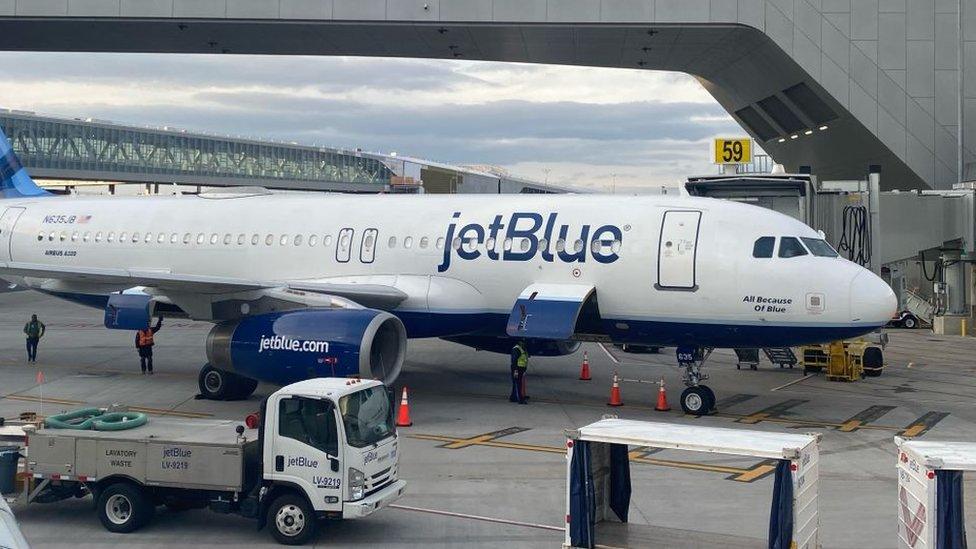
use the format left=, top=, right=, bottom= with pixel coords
left=157, top=233, right=165, bottom=244
left=170, top=233, right=178, bottom=244
left=324, top=235, right=333, bottom=247
left=131, top=232, right=140, bottom=243
left=294, top=234, right=303, bottom=246
left=118, top=232, right=127, bottom=243
left=251, top=234, right=259, bottom=246
left=778, top=237, right=808, bottom=258
left=486, top=237, right=496, bottom=251
left=224, top=234, right=232, bottom=245
left=95, top=232, right=102, bottom=243
left=210, top=234, right=219, bottom=245
left=237, top=234, right=246, bottom=245
left=752, top=237, right=774, bottom=258
left=419, top=236, right=428, bottom=249
left=436, top=237, right=444, bottom=250
left=388, top=236, right=397, bottom=248
left=404, top=236, right=413, bottom=249
left=309, top=235, right=318, bottom=247
left=800, top=237, right=839, bottom=258
left=183, top=233, right=191, bottom=244
left=196, top=233, right=205, bottom=245
left=278, top=397, right=339, bottom=457
left=265, top=234, right=274, bottom=246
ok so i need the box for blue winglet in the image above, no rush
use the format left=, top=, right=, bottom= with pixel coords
left=0, top=125, right=50, bottom=199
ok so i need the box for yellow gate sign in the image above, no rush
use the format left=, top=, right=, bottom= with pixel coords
left=713, top=138, right=752, bottom=165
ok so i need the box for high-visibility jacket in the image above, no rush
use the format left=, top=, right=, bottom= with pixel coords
left=513, top=344, right=528, bottom=370
left=137, top=330, right=154, bottom=347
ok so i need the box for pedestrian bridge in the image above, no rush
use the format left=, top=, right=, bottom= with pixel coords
left=0, top=0, right=968, bottom=190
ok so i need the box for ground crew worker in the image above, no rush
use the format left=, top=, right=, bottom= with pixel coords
left=509, top=340, right=529, bottom=404
left=23, top=313, right=45, bottom=363
left=135, top=317, right=163, bottom=375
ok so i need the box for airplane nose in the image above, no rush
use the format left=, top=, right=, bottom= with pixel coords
left=850, top=270, right=897, bottom=324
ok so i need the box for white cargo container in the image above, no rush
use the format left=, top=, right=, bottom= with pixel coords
left=564, top=418, right=821, bottom=548
left=895, top=436, right=974, bottom=549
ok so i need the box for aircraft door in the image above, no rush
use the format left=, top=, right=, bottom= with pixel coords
left=656, top=210, right=701, bottom=290
left=360, top=228, right=377, bottom=263
left=0, top=207, right=25, bottom=262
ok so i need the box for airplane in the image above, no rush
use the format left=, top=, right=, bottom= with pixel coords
left=0, top=127, right=896, bottom=415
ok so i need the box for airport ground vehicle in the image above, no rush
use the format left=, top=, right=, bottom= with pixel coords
left=22, top=378, right=404, bottom=545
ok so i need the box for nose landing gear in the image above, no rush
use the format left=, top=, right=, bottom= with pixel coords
left=676, top=347, right=716, bottom=416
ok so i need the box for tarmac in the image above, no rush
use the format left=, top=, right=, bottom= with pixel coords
left=1, top=290, right=976, bottom=548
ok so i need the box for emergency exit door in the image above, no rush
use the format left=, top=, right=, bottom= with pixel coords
left=0, top=207, right=24, bottom=262
left=657, top=210, right=701, bottom=290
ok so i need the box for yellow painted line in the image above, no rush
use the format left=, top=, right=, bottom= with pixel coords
left=127, top=406, right=212, bottom=419
left=731, top=462, right=778, bottom=483
left=409, top=434, right=769, bottom=481
left=838, top=420, right=862, bottom=433
left=901, top=424, right=926, bottom=437
left=3, top=395, right=211, bottom=419
left=4, top=394, right=83, bottom=406
left=441, top=434, right=498, bottom=450
left=737, top=412, right=769, bottom=425
left=719, top=412, right=900, bottom=432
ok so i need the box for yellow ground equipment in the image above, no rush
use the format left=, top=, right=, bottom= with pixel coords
left=799, top=340, right=884, bottom=381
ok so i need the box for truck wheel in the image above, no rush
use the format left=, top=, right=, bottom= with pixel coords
left=903, top=315, right=917, bottom=329
left=268, top=494, right=317, bottom=545
left=97, top=483, right=154, bottom=533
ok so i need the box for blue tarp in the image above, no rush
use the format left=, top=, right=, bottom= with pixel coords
left=609, top=443, right=631, bottom=523
left=936, top=470, right=968, bottom=549
left=768, top=459, right=794, bottom=549
left=568, top=441, right=594, bottom=548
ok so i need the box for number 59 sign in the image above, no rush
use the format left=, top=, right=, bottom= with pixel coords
left=713, top=138, right=752, bottom=165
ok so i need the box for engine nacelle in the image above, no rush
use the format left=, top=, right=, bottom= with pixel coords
left=206, top=308, right=407, bottom=386
left=444, top=335, right=580, bottom=357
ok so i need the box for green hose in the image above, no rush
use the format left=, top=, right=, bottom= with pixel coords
left=44, top=408, right=103, bottom=430
left=45, top=408, right=149, bottom=431
left=91, top=412, right=148, bottom=431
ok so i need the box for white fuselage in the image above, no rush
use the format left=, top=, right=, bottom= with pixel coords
left=0, top=191, right=896, bottom=347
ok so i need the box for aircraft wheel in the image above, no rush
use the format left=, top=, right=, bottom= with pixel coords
left=680, top=387, right=712, bottom=416
left=700, top=385, right=717, bottom=412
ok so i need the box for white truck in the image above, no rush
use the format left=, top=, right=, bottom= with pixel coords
left=21, top=378, right=405, bottom=545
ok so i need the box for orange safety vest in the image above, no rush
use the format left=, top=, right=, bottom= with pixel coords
left=137, top=330, right=154, bottom=347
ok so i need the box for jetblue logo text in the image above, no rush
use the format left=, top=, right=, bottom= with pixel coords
left=258, top=335, right=329, bottom=354
left=288, top=456, right=319, bottom=468
left=437, top=212, right=622, bottom=272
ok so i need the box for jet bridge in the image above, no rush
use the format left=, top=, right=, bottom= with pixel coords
left=686, top=169, right=976, bottom=334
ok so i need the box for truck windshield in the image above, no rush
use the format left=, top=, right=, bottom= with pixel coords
left=339, top=386, right=395, bottom=448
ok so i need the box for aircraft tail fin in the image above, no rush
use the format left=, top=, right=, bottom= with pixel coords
left=0, top=125, right=50, bottom=199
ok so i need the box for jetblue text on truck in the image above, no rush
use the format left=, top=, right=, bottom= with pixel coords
left=437, top=211, right=623, bottom=272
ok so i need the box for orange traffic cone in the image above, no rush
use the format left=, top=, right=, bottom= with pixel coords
left=579, top=351, right=591, bottom=381
left=395, top=387, right=413, bottom=427
left=607, top=372, right=623, bottom=407
left=655, top=378, right=671, bottom=412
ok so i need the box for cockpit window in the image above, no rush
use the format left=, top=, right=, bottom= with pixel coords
left=752, top=237, right=775, bottom=258
left=778, top=237, right=808, bottom=258
left=800, top=237, right=839, bottom=258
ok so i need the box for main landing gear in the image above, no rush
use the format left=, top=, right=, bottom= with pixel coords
left=676, top=347, right=716, bottom=416
left=197, top=363, right=258, bottom=401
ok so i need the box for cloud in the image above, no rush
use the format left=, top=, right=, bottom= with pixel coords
left=0, top=52, right=744, bottom=190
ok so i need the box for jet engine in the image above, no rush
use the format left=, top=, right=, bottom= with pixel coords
left=206, top=308, right=407, bottom=387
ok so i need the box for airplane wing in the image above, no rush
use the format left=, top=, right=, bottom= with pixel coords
left=0, top=261, right=409, bottom=310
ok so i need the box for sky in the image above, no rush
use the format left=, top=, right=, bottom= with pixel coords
left=0, top=52, right=743, bottom=192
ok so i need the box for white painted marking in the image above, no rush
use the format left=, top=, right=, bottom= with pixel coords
left=598, top=342, right=620, bottom=364
left=389, top=503, right=563, bottom=532
left=770, top=374, right=814, bottom=392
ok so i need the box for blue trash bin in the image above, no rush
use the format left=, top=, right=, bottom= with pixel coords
left=0, top=445, right=20, bottom=494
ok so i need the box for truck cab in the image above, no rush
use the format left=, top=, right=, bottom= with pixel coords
left=261, top=378, right=404, bottom=542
